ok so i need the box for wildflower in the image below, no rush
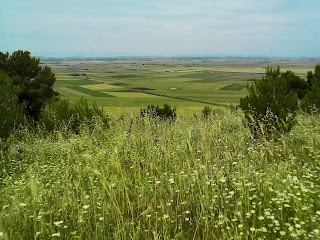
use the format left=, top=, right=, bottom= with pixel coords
left=99, top=217, right=104, bottom=221
left=169, top=178, right=174, bottom=184
left=220, top=177, right=226, bottom=183
left=53, top=221, right=64, bottom=227
left=19, top=203, right=27, bottom=207
left=258, top=216, right=264, bottom=220
left=51, top=232, right=61, bottom=237
left=2, top=205, right=9, bottom=210
left=155, top=180, right=161, bottom=184
left=82, top=205, right=90, bottom=210
left=163, top=214, right=169, bottom=219
left=280, top=231, right=286, bottom=236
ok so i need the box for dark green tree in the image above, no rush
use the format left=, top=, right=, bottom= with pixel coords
left=281, top=71, right=308, bottom=99
left=239, top=66, right=298, bottom=138
left=0, top=50, right=57, bottom=121
left=307, top=64, right=320, bottom=87
left=302, top=64, right=320, bottom=112
left=0, top=71, right=25, bottom=140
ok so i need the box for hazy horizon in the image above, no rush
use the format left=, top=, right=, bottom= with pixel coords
left=1, top=0, right=319, bottom=58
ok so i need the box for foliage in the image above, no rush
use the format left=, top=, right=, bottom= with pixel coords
left=0, top=71, right=25, bottom=140
left=0, top=50, right=57, bottom=121
left=39, top=97, right=109, bottom=133
left=307, top=64, right=320, bottom=87
left=202, top=106, right=213, bottom=118
left=1, top=110, right=320, bottom=239
left=140, top=104, right=177, bottom=121
left=302, top=64, right=320, bottom=112
left=281, top=71, right=308, bottom=99
left=239, top=66, right=299, bottom=138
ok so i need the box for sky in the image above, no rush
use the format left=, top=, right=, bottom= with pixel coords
left=0, top=0, right=319, bottom=57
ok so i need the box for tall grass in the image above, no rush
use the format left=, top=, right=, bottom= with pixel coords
left=0, top=109, right=319, bottom=239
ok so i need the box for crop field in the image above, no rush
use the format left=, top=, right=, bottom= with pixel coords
left=47, top=58, right=317, bottom=116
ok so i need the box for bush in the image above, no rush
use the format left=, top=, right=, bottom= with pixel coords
left=0, top=71, right=25, bottom=140
left=302, top=64, right=320, bottom=113
left=239, top=66, right=299, bottom=138
left=202, top=106, right=212, bottom=118
left=281, top=70, right=308, bottom=99
left=140, top=104, right=176, bottom=121
left=39, top=98, right=109, bottom=133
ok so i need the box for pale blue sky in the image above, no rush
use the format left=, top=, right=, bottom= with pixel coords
left=0, top=0, right=319, bottom=57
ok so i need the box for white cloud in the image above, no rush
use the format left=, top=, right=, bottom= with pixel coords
left=1, top=0, right=319, bottom=57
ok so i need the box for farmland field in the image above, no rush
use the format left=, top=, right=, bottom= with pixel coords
left=46, top=57, right=317, bottom=116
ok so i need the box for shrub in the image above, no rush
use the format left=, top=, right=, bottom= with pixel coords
left=281, top=70, right=308, bottom=99
left=39, top=97, right=109, bottom=133
left=140, top=104, right=176, bottom=121
left=239, top=66, right=299, bottom=138
left=202, top=106, right=212, bottom=118
left=302, top=64, right=320, bottom=113
left=0, top=71, right=25, bottom=140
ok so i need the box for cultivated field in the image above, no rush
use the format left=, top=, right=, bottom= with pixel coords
left=47, top=57, right=317, bottom=116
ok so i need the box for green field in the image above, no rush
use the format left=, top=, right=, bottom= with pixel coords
left=48, top=58, right=317, bottom=116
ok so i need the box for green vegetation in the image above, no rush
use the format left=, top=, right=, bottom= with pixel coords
left=220, top=83, right=246, bottom=91
left=303, top=65, right=320, bottom=112
left=1, top=54, right=320, bottom=239
left=40, top=98, right=109, bottom=134
left=239, top=65, right=320, bottom=138
left=1, top=110, right=320, bottom=239
left=0, top=50, right=57, bottom=122
left=239, top=67, right=299, bottom=138
left=68, top=85, right=114, bottom=97
left=140, top=104, right=177, bottom=121
left=50, top=60, right=269, bottom=115
left=0, top=71, right=25, bottom=140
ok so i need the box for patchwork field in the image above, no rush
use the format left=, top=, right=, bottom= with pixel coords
left=46, top=58, right=318, bottom=116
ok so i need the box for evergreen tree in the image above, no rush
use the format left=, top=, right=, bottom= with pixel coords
left=239, top=67, right=298, bottom=138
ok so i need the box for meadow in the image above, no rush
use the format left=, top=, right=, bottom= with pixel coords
left=0, top=58, right=319, bottom=239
